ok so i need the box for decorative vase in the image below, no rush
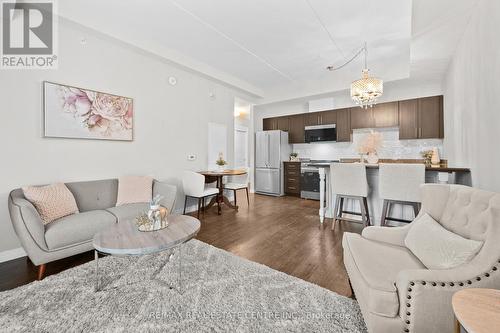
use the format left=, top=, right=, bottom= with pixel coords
left=431, top=147, right=440, bottom=167
left=366, top=152, right=379, bottom=164
left=359, top=154, right=365, bottom=163
left=217, top=164, right=225, bottom=172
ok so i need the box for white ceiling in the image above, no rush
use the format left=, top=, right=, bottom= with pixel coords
left=58, top=0, right=477, bottom=103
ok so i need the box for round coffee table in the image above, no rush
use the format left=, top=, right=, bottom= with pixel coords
left=92, top=214, right=200, bottom=293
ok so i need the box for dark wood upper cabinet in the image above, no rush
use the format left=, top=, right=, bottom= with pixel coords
left=350, top=107, right=374, bottom=129
left=288, top=114, right=304, bottom=143
left=319, top=110, right=337, bottom=125
left=336, top=108, right=351, bottom=142
left=398, top=99, right=419, bottom=139
left=373, top=102, right=398, bottom=128
left=418, top=96, right=443, bottom=139
left=263, top=118, right=275, bottom=131
left=276, top=116, right=290, bottom=132
left=262, top=95, right=444, bottom=143
left=398, top=96, right=443, bottom=139
left=304, top=112, right=321, bottom=126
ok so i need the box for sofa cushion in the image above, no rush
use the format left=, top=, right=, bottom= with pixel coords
left=116, top=176, right=153, bottom=206
left=106, top=203, right=149, bottom=223
left=342, top=232, right=425, bottom=318
left=405, top=213, right=483, bottom=270
left=45, top=210, right=116, bottom=250
left=22, top=183, right=79, bottom=225
left=66, top=179, right=118, bottom=212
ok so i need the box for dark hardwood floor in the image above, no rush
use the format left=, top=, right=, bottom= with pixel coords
left=0, top=194, right=361, bottom=296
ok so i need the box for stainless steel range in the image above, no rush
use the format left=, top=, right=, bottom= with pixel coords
left=300, top=160, right=338, bottom=200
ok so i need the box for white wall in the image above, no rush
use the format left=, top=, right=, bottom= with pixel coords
left=443, top=0, right=500, bottom=192
left=0, top=20, right=254, bottom=253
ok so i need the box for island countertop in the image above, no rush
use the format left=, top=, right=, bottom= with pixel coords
left=305, top=159, right=471, bottom=173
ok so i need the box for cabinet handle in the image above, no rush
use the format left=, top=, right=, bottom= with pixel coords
left=289, top=178, right=296, bottom=181
left=288, top=186, right=296, bottom=190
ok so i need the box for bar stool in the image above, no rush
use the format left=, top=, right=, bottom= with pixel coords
left=379, top=163, right=425, bottom=226
left=331, top=163, right=370, bottom=231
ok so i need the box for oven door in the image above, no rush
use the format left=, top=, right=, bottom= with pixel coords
left=300, top=167, right=320, bottom=200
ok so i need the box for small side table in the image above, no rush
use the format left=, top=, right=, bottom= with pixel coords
left=452, top=288, right=500, bottom=333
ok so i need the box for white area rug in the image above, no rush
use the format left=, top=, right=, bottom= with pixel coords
left=0, top=239, right=366, bottom=332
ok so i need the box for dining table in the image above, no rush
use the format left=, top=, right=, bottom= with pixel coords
left=198, top=169, right=247, bottom=215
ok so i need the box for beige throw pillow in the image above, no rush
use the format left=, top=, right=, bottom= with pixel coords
left=22, top=183, right=79, bottom=225
left=405, top=213, right=483, bottom=270
left=116, top=176, right=153, bottom=206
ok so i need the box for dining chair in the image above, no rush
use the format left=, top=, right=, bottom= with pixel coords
left=182, top=171, right=218, bottom=218
left=223, top=170, right=250, bottom=207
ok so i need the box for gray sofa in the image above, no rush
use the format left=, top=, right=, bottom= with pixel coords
left=8, top=178, right=176, bottom=279
left=343, top=184, right=500, bottom=333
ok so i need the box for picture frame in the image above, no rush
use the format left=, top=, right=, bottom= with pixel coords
left=43, top=81, right=134, bottom=141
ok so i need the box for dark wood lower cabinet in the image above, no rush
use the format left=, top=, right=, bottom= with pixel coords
left=284, top=162, right=301, bottom=196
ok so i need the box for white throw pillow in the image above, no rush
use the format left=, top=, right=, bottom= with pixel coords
left=116, top=176, right=153, bottom=206
left=405, top=213, right=483, bottom=270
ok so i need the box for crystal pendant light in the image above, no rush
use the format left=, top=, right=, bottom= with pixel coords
left=350, top=44, right=383, bottom=108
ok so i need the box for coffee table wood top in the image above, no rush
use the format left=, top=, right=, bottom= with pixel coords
left=452, top=288, right=500, bottom=333
left=93, top=215, right=200, bottom=256
left=199, top=169, right=247, bottom=177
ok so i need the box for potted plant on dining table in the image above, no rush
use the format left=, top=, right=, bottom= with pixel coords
left=216, top=152, right=227, bottom=171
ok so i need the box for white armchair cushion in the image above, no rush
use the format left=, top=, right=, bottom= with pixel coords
left=405, top=213, right=483, bottom=269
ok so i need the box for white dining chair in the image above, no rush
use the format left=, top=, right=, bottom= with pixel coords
left=182, top=171, right=218, bottom=218
left=223, top=170, right=250, bottom=207
left=378, top=163, right=425, bottom=226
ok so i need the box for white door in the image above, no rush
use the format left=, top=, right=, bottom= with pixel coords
left=234, top=126, right=248, bottom=169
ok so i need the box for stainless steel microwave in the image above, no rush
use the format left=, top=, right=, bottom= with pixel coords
left=304, top=124, right=337, bottom=143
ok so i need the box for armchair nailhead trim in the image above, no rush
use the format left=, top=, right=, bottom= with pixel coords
left=402, top=259, right=499, bottom=333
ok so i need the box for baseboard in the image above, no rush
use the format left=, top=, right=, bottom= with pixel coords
left=0, top=247, right=26, bottom=263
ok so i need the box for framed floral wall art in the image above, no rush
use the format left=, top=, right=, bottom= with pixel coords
left=43, top=81, right=133, bottom=141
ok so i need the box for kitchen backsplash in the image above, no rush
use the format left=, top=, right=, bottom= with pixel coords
left=293, top=128, right=444, bottom=160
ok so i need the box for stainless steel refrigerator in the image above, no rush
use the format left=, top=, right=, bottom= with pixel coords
left=255, top=130, right=291, bottom=196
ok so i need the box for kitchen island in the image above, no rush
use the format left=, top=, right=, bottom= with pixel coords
left=318, top=162, right=471, bottom=224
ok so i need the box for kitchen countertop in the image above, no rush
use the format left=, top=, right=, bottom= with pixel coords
left=284, top=160, right=470, bottom=172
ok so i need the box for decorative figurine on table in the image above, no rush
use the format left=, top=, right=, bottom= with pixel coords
left=290, top=152, right=299, bottom=161
left=136, top=195, right=169, bottom=232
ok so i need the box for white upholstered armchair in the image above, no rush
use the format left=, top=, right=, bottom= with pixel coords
left=342, top=184, right=500, bottom=333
